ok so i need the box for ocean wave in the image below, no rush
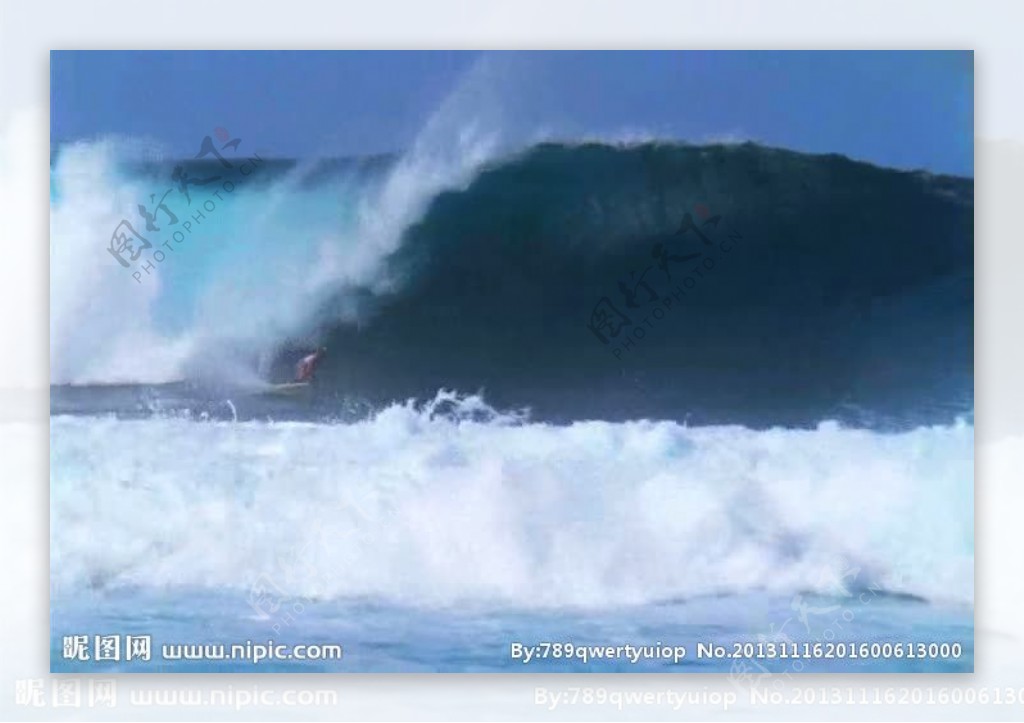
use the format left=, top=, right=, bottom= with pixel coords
left=50, top=392, right=974, bottom=608
left=311, top=141, right=972, bottom=424
left=50, top=135, right=972, bottom=425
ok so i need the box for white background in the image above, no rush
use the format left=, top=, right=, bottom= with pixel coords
left=1, top=0, right=1021, bottom=719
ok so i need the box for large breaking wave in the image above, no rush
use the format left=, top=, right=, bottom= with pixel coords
left=50, top=139, right=972, bottom=426
left=314, top=142, right=973, bottom=425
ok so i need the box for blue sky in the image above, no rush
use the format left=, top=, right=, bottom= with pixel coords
left=51, top=50, right=973, bottom=176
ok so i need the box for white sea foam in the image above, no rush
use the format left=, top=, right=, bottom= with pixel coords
left=50, top=395, right=973, bottom=609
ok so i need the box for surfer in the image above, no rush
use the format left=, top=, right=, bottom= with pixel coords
left=295, top=347, right=326, bottom=382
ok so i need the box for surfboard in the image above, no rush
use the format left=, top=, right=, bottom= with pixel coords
left=258, top=382, right=311, bottom=396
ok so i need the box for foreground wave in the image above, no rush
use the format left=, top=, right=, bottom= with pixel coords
left=51, top=393, right=973, bottom=608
